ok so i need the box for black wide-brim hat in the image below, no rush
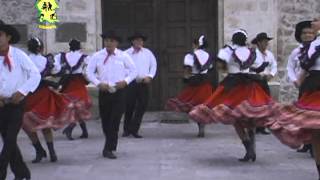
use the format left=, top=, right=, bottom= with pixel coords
left=295, top=20, right=312, bottom=43
left=101, top=30, right=122, bottom=42
left=128, top=32, right=147, bottom=42
left=251, top=32, right=273, bottom=44
left=0, top=20, right=20, bottom=44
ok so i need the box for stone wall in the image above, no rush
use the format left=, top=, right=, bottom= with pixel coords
left=0, top=0, right=102, bottom=54
left=277, top=0, right=320, bottom=103
left=1, top=0, right=320, bottom=104
left=223, top=0, right=278, bottom=55
left=45, top=0, right=102, bottom=54
left=0, top=0, right=44, bottom=50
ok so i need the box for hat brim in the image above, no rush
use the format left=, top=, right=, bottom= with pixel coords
left=100, top=34, right=122, bottom=42
left=251, top=37, right=273, bottom=44
left=295, top=21, right=313, bottom=43
left=128, top=35, right=147, bottom=42
left=0, top=25, right=20, bottom=44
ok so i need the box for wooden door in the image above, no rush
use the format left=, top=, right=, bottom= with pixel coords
left=158, top=0, right=218, bottom=107
left=101, top=0, right=218, bottom=110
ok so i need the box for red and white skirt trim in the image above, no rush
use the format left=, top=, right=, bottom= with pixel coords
left=165, top=81, right=214, bottom=113
left=23, top=86, right=75, bottom=132
left=61, top=75, right=92, bottom=121
left=189, top=82, right=275, bottom=127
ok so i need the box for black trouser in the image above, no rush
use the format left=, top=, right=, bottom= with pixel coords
left=99, top=90, right=126, bottom=151
left=124, top=81, right=149, bottom=134
left=0, top=102, right=30, bottom=180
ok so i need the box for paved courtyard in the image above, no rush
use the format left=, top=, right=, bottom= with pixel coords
left=2, top=116, right=317, bottom=180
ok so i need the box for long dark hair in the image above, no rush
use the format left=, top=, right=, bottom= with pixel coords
left=27, top=37, right=43, bottom=54
left=69, top=39, right=81, bottom=51
left=193, top=35, right=208, bottom=49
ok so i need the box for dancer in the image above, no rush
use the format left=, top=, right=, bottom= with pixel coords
left=53, top=39, right=92, bottom=140
left=123, top=32, right=157, bottom=138
left=0, top=20, right=41, bottom=180
left=86, top=30, right=137, bottom=159
left=268, top=19, right=320, bottom=179
left=165, top=35, right=216, bottom=137
left=251, top=32, right=277, bottom=135
left=190, top=29, right=275, bottom=162
left=22, top=37, right=75, bottom=163
left=286, top=20, right=316, bottom=155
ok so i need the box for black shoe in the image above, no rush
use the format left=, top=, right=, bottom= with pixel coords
left=62, top=125, right=74, bottom=140
left=297, top=144, right=311, bottom=153
left=310, top=146, right=314, bottom=158
left=0, top=167, right=7, bottom=180
left=256, top=127, right=270, bottom=135
left=79, top=122, right=89, bottom=139
left=132, top=133, right=143, bottom=138
left=238, top=140, right=256, bottom=162
left=197, top=123, right=205, bottom=138
left=32, top=141, right=47, bottom=163
left=47, top=142, right=58, bottom=162
left=122, top=132, right=130, bottom=137
left=79, top=133, right=88, bottom=139
left=103, top=150, right=117, bottom=159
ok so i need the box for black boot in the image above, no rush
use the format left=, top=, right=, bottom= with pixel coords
left=197, top=123, right=205, bottom=138
left=310, top=145, right=314, bottom=158
left=103, top=150, right=117, bottom=159
left=46, top=142, right=58, bottom=162
left=0, top=163, right=7, bottom=180
left=297, top=144, right=312, bottom=153
left=256, top=127, right=270, bottom=135
left=239, top=130, right=256, bottom=162
left=31, top=141, right=47, bottom=163
left=62, top=124, right=75, bottom=140
left=79, top=122, right=89, bottom=139
left=238, top=140, right=256, bottom=162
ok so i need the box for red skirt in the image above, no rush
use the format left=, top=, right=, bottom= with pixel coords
left=61, top=75, right=92, bottom=121
left=267, top=91, right=320, bottom=148
left=165, top=81, right=214, bottom=113
left=23, top=86, right=75, bottom=132
left=189, top=82, right=274, bottom=126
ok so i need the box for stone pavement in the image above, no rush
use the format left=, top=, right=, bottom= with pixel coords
left=2, top=118, right=317, bottom=180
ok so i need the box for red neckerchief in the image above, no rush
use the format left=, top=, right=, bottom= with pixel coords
left=104, top=49, right=115, bottom=64
left=133, top=47, right=142, bottom=54
left=0, top=46, right=12, bottom=72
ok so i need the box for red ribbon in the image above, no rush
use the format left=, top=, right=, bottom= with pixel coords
left=104, top=50, right=115, bottom=64
left=0, top=47, right=12, bottom=72
left=133, top=47, right=141, bottom=54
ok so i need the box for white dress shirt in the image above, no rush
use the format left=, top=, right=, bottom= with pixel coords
left=255, top=49, right=277, bottom=76
left=0, top=46, right=41, bottom=98
left=184, top=49, right=210, bottom=74
left=125, top=47, right=157, bottom=80
left=86, top=48, right=137, bottom=87
left=308, top=36, right=320, bottom=71
left=53, top=50, right=88, bottom=74
left=217, top=45, right=263, bottom=74
left=29, top=53, right=47, bottom=73
left=287, top=46, right=302, bottom=82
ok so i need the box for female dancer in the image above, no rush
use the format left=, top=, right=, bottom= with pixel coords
left=165, top=35, right=216, bottom=137
left=53, top=39, right=92, bottom=140
left=190, top=30, right=275, bottom=162
left=268, top=19, right=320, bottom=179
left=286, top=20, right=316, bottom=155
left=23, top=37, right=75, bottom=163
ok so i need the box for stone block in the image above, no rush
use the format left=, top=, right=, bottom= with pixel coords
left=55, top=22, right=87, bottom=42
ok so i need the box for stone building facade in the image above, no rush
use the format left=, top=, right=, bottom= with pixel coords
left=0, top=0, right=320, bottom=108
